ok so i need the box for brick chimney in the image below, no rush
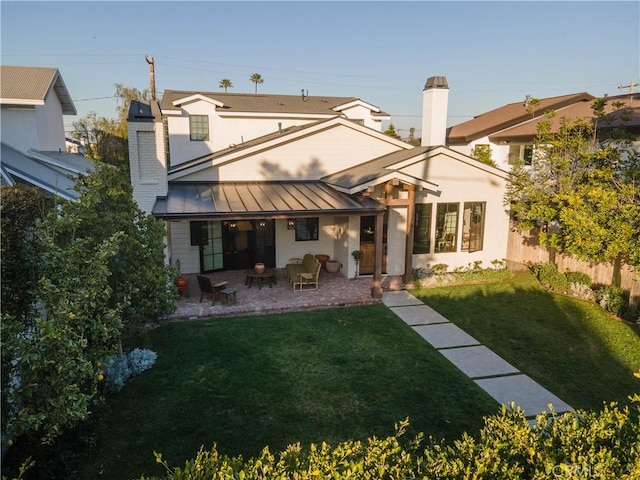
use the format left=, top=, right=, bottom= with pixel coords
left=421, top=76, right=449, bottom=147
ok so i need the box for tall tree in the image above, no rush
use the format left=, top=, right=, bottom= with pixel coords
left=505, top=99, right=640, bottom=271
left=383, top=122, right=402, bottom=140
left=219, top=78, right=233, bottom=93
left=250, top=73, right=263, bottom=94
left=71, top=84, right=150, bottom=169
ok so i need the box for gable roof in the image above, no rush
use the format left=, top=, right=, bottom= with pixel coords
left=323, top=145, right=508, bottom=194
left=1, top=142, right=94, bottom=200
left=160, top=90, right=389, bottom=117
left=168, top=116, right=410, bottom=180
left=0, top=65, right=77, bottom=115
left=447, top=92, right=594, bottom=144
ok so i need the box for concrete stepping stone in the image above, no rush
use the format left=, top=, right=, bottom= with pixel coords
left=475, top=374, right=573, bottom=417
left=413, top=323, right=481, bottom=349
left=390, top=304, right=450, bottom=326
left=440, top=345, right=520, bottom=378
left=382, top=290, right=424, bottom=307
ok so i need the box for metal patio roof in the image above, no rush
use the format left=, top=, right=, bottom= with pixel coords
left=152, top=181, right=385, bottom=219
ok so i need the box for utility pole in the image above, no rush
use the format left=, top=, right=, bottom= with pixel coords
left=618, top=82, right=639, bottom=94
left=145, top=55, right=156, bottom=101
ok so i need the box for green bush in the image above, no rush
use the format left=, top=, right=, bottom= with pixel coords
left=531, top=262, right=569, bottom=293
left=142, top=399, right=640, bottom=480
left=595, top=284, right=628, bottom=316
left=564, top=271, right=592, bottom=287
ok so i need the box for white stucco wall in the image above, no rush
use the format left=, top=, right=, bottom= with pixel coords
left=177, top=124, right=402, bottom=182
left=399, top=154, right=510, bottom=271
left=386, top=207, right=407, bottom=276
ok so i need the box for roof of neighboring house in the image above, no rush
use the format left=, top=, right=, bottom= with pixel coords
left=447, top=92, right=595, bottom=144
left=488, top=93, right=640, bottom=143
left=1, top=142, right=94, bottom=200
left=159, top=90, right=390, bottom=117
left=152, top=181, right=385, bottom=219
left=0, top=65, right=77, bottom=115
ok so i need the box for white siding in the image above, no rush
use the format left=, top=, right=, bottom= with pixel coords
left=1, top=97, right=66, bottom=153
left=168, top=221, right=201, bottom=274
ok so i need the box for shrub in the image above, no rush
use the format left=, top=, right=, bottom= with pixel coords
left=532, top=262, right=569, bottom=293
left=143, top=399, right=640, bottom=480
left=564, top=271, right=592, bottom=287
left=103, top=354, right=131, bottom=395
left=429, top=263, right=449, bottom=275
left=128, top=348, right=157, bottom=376
left=594, top=284, right=628, bottom=316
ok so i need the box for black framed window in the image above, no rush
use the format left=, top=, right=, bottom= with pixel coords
left=189, top=115, right=209, bottom=141
left=462, top=202, right=486, bottom=252
left=413, top=203, right=432, bottom=254
left=295, top=217, right=319, bottom=241
left=435, top=203, right=459, bottom=253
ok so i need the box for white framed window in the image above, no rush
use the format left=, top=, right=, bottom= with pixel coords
left=508, top=144, right=533, bottom=166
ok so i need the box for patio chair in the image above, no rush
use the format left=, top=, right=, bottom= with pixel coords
left=196, top=275, right=228, bottom=305
left=292, top=260, right=322, bottom=291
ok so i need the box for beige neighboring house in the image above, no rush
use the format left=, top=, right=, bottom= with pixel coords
left=447, top=91, right=640, bottom=170
left=128, top=76, right=511, bottom=297
left=0, top=65, right=94, bottom=200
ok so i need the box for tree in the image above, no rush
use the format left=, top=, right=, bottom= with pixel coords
left=219, top=78, right=233, bottom=93
left=470, top=144, right=497, bottom=167
left=250, top=73, right=263, bottom=94
left=383, top=122, right=401, bottom=140
left=71, top=84, right=150, bottom=169
left=65, top=164, right=177, bottom=335
left=505, top=100, right=640, bottom=271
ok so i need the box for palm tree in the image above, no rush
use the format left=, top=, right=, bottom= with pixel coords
left=219, top=78, right=233, bottom=93
left=250, top=73, right=263, bottom=94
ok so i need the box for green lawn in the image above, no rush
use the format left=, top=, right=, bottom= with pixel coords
left=80, top=304, right=498, bottom=480
left=411, top=270, right=640, bottom=411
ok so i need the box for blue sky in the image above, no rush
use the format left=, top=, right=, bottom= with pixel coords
left=2, top=1, right=638, bottom=137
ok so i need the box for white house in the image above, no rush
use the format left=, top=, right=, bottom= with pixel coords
left=446, top=91, right=640, bottom=170
left=128, top=76, right=511, bottom=297
left=0, top=65, right=94, bottom=200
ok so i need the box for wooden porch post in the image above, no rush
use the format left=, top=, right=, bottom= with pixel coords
left=404, top=186, right=416, bottom=284
left=371, top=210, right=384, bottom=298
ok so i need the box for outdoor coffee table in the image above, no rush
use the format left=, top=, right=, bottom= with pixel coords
left=245, top=269, right=277, bottom=289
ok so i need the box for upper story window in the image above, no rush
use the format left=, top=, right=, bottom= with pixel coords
left=189, top=115, right=209, bottom=141
left=508, top=144, right=533, bottom=166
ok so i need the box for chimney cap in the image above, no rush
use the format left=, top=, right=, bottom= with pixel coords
left=424, top=76, right=449, bottom=90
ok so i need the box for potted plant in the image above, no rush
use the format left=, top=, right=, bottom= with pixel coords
left=174, top=259, right=187, bottom=296
left=351, top=250, right=363, bottom=278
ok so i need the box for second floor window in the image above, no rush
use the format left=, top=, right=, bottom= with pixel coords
left=189, top=115, right=209, bottom=141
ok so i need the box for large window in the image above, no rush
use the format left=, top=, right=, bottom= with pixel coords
left=462, top=202, right=485, bottom=252
left=295, top=217, right=319, bottom=241
left=189, top=115, right=209, bottom=141
left=508, top=144, right=533, bottom=166
left=435, top=203, right=459, bottom=253
left=413, top=203, right=432, bottom=254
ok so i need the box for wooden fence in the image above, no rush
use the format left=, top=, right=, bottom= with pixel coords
left=506, top=222, right=640, bottom=307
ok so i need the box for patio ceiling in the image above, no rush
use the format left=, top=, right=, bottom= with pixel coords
left=152, top=181, right=385, bottom=219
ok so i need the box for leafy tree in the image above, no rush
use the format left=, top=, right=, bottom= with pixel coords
left=71, top=84, right=150, bottom=169
left=470, top=144, right=497, bottom=167
left=383, top=122, right=401, bottom=140
left=219, top=78, right=233, bottom=93
left=505, top=99, right=640, bottom=271
left=0, top=185, right=47, bottom=321
left=250, top=73, right=263, bottom=94
left=65, top=164, right=177, bottom=335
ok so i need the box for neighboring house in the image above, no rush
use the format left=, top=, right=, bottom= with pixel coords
left=1, top=65, right=94, bottom=200
left=128, top=76, right=510, bottom=296
left=446, top=91, right=640, bottom=170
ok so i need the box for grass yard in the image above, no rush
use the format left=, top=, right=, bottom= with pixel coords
left=411, top=270, right=640, bottom=411
left=80, top=304, right=498, bottom=480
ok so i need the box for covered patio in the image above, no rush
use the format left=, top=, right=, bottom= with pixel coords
left=165, top=268, right=405, bottom=322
